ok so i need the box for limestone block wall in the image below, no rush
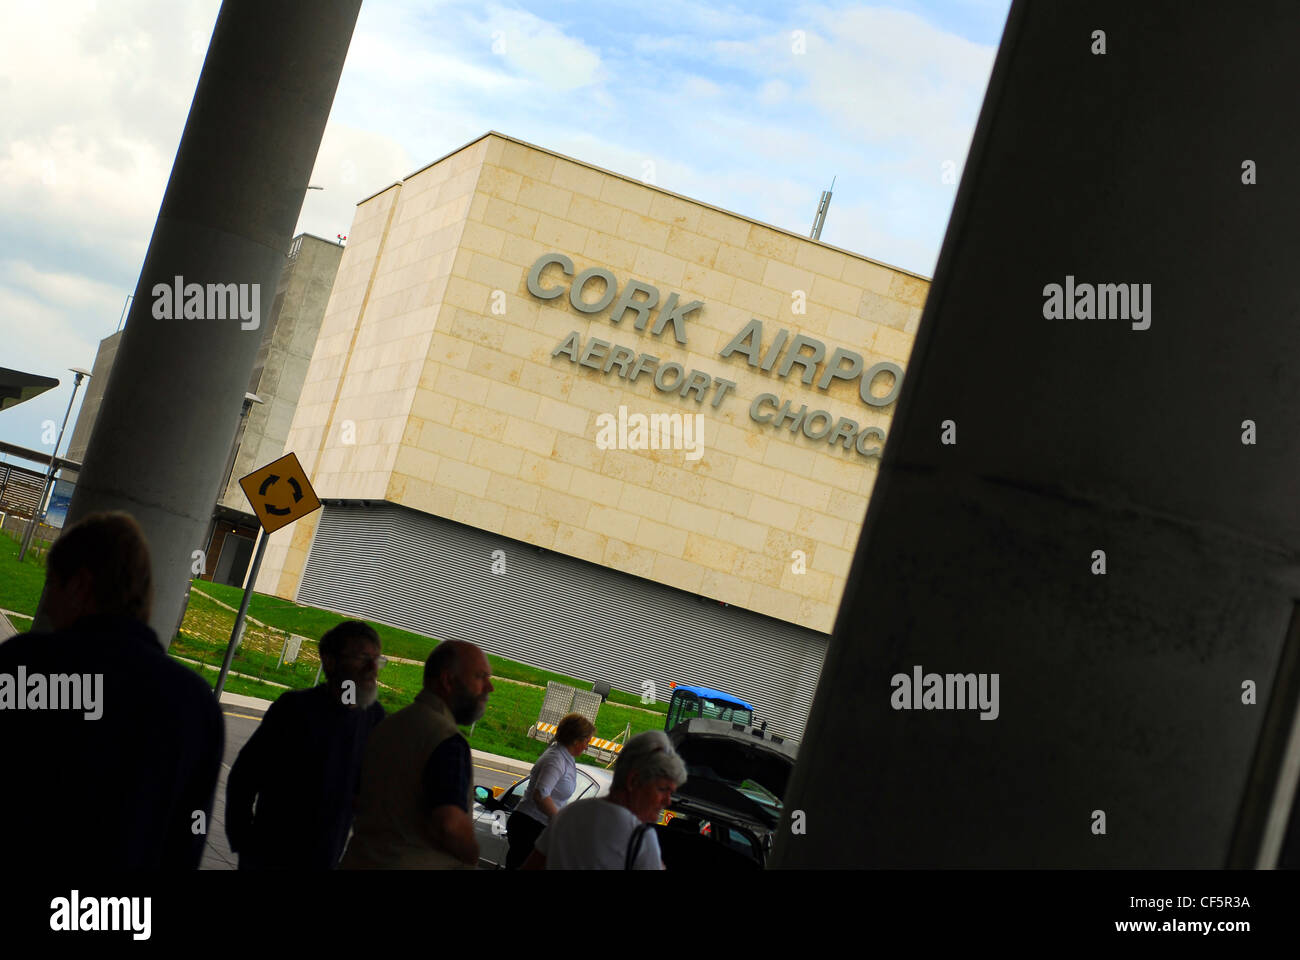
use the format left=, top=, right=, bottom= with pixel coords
left=258, top=133, right=928, bottom=633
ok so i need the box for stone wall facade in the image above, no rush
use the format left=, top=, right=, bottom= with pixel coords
left=256, top=132, right=927, bottom=634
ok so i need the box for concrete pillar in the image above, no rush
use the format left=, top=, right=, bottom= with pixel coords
left=39, top=0, right=362, bottom=645
left=772, top=0, right=1300, bottom=867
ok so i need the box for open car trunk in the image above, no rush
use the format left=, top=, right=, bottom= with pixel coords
left=667, top=718, right=798, bottom=828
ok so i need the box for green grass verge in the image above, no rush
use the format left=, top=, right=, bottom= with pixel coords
left=187, top=661, right=296, bottom=703
left=0, top=529, right=49, bottom=617
left=2, top=528, right=669, bottom=765
left=191, top=578, right=666, bottom=714
left=174, top=604, right=664, bottom=766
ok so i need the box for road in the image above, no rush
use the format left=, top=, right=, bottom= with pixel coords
left=201, top=706, right=525, bottom=870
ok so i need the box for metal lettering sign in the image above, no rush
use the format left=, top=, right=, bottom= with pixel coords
left=526, top=251, right=908, bottom=460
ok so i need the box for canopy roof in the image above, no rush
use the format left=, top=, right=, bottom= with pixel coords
left=0, top=367, right=59, bottom=412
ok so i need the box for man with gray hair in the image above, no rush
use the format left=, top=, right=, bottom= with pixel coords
left=521, top=730, right=687, bottom=870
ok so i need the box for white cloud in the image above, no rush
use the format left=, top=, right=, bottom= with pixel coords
left=0, top=128, right=171, bottom=273
left=758, top=79, right=792, bottom=105
left=1, top=261, right=124, bottom=315
left=0, top=0, right=1009, bottom=456
left=482, top=4, right=603, bottom=91
left=680, top=75, right=724, bottom=99
left=0, top=277, right=105, bottom=455
left=342, top=21, right=525, bottom=97
left=631, top=35, right=695, bottom=55
left=611, top=0, right=770, bottom=37
left=296, top=123, right=415, bottom=239
left=797, top=7, right=996, bottom=157
left=0, top=0, right=219, bottom=279
left=711, top=38, right=762, bottom=61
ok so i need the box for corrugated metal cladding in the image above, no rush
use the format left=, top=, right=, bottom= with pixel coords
left=297, top=501, right=829, bottom=740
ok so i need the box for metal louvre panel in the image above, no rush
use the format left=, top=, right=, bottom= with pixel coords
left=299, top=501, right=827, bottom=740
left=0, top=464, right=44, bottom=516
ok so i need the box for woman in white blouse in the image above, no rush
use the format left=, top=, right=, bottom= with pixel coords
left=520, top=730, right=687, bottom=870
left=505, top=713, right=596, bottom=869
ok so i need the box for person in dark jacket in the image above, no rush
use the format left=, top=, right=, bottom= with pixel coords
left=0, top=511, right=224, bottom=869
left=225, top=620, right=386, bottom=869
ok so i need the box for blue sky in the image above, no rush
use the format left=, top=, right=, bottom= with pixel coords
left=0, top=0, right=1010, bottom=460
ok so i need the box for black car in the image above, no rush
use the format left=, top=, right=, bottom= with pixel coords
left=657, top=718, right=798, bottom=870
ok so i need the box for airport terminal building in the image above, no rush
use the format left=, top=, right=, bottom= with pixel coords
left=254, top=132, right=928, bottom=737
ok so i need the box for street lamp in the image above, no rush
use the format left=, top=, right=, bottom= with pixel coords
left=19, top=366, right=92, bottom=561
left=200, top=391, right=265, bottom=571
left=220, top=392, right=265, bottom=497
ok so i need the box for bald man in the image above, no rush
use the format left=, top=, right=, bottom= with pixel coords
left=340, top=640, right=493, bottom=869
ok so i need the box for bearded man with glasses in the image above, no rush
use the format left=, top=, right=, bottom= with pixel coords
left=225, top=620, right=388, bottom=869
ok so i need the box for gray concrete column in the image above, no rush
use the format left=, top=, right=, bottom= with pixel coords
left=39, top=0, right=362, bottom=645
left=772, top=0, right=1300, bottom=867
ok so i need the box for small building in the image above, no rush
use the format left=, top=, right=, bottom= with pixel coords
left=65, top=233, right=344, bottom=586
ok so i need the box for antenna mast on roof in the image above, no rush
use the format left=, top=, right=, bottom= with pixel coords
left=809, top=176, right=835, bottom=241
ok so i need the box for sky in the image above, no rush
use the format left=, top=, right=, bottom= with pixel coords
left=0, top=0, right=1010, bottom=462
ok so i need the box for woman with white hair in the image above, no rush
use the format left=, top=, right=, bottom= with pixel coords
left=520, top=730, right=687, bottom=870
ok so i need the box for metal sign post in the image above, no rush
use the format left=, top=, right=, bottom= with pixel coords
left=212, top=451, right=320, bottom=701
left=213, top=530, right=266, bottom=699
